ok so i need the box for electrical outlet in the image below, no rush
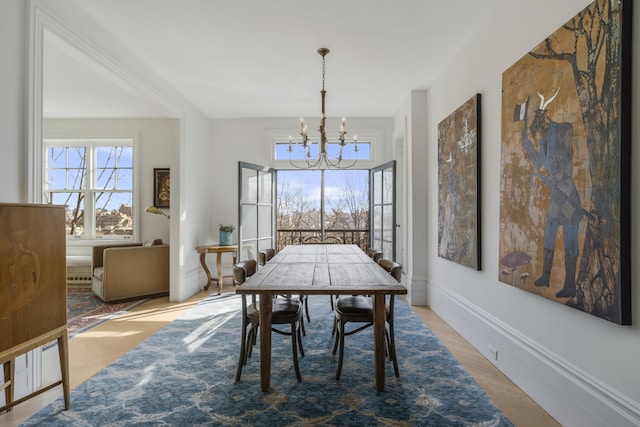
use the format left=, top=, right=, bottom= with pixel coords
left=489, top=345, right=498, bottom=361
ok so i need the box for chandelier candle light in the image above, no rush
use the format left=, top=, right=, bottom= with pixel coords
left=288, top=48, right=358, bottom=169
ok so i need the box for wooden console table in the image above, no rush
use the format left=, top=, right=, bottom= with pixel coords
left=196, top=245, right=238, bottom=294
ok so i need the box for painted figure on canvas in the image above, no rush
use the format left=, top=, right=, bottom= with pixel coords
left=520, top=90, right=583, bottom=299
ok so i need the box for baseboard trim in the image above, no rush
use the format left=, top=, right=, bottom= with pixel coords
left=427, top=282, right=640, bottom=427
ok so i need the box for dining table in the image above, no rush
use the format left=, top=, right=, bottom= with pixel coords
left=235, top=244, right=407, bottom=392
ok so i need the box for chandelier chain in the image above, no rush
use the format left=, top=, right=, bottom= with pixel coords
left=322, top=54, right=326, bottom=91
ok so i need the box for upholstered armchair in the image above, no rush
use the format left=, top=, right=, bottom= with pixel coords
left=91, top=240, right=169, bottom=302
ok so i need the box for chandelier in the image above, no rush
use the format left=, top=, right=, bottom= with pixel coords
left=287, top=48, right=358, bottom=169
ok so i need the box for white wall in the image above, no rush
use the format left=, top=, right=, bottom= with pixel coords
left=43, top=118, right=178, bottom=252
left=0, top=0, right=27, bottom=202
left=398, top=0, right=640, bottom=425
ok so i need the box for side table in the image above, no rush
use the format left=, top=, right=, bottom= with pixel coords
left=196, top=244, right=238, bottom=294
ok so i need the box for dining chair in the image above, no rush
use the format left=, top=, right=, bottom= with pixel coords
left=233, top=259, right=305, bottom=382
left=332, top=258, right=402, bottom=380
left=259, top=247, right=311, bottom=327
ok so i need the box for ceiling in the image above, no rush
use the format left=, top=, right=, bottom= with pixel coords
left=42, top=0, right=498, bottom=119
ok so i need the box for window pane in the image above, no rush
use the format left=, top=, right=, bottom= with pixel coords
left=47, top=192, right=85, bottom=237
left=45, top=170, right=66, bottom=190
left=240, top=239, right=257, bottom=260
left=373, top=170, right=382, bottom=204
left=96, top=146, right=114, bottom=168
left=258, top=205, right=272, bottom=239
left=383, top=205, right=393, bottom=240
left=96, top=168, right=116, bottom=189
left=242, top=204, right=258, bottom=240
left=117, top=169, right=133, bottom=190
left=67, top=146, right=86, bottom=168
left=96, top=146, right=133, bottom=190
left=277, top=170, right=321, bottom=230
left=258, top=171, right=272, bottom=204
left=242, top=168, right=258, bottom=204
left=94, top=191, right=133, bottom=237
left=383, top=168, right=394, bottom=204
left=326, top=142, right=370, bottom=161
left=323, top=170, right=369, bottom=230
left=372, top=205, right=382, bottom=240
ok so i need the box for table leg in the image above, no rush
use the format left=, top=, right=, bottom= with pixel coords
left=200, top=253, right=212, bottom=291
left=373, top=294, right=386, bottom=392
left=216, top=253, right=223, bottom=294
left=259, top=295, right=272, bottom=392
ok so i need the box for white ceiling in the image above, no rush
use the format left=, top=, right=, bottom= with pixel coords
left=42, top=0, right=499, bottom=119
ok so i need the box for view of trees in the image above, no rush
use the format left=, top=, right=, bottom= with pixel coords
left=276, top=170, right=370, bottom=248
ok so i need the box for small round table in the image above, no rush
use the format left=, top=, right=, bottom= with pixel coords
left=196, top=244, right=238, bottom=294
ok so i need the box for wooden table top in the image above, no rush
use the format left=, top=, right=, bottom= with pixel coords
left=236, top=244, right=406, bottom=296
left=196, top=244, right=238, bottom=253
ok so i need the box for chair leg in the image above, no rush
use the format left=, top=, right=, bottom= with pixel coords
left=388, top=322, right=399, bottom=377
left=300, top=312, right=306, bottom=336
left=336, top=320, right=345, bottom=380
left=246, top=324, right=257, bottom=360
left=304, top=295, right=311, bottom=322
left=332, top=318, right=340, bottom=355
left=236, top=322, right=248, bottom=381
left=290, top=322, right=302, bottom=382
left=296, top=321, right=305, bottom=357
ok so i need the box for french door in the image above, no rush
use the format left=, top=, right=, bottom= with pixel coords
left=238, top=162, right=276, bottom=261
left=370, top=161, right=396, bottom=260
left=239, top=160, right=396, bottom=261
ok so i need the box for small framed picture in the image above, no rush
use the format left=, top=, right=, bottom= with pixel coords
left=153, top=168, right=170, bottom=208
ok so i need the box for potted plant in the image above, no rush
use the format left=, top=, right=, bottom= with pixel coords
left=218, top=223, right=235, bottom=246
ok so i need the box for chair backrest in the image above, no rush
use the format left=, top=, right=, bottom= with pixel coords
left=378, top=259, right=402, bottom=283
left=258, top=248, right=276, bottom=266
left=367, top=248, right=383, bottom=263
left=233, top=259, right=257, bottom=285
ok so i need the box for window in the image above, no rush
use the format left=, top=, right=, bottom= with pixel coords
left=43, top=138, right=136, bottom=241
left=276, top=169, right=369, bottom=249
left=275, top=140, right=371, bottom=162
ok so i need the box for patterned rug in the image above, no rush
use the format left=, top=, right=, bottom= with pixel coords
left=66, top=288, right=149, bottom=337
left=25, top=293, right=513, bottom=426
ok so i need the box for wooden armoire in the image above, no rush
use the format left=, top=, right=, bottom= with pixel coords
left=0, top=203, right=70, bottom=412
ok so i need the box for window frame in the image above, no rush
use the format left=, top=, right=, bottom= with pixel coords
left=43, top=134, right=140, bottom=244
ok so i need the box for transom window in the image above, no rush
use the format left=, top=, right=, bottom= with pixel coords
left=275, top=140, right=371, bottom=162
left=43, top=138, right=135, bottom=241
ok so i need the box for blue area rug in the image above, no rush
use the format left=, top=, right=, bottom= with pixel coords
left=24, top=293, right=513, bottom=426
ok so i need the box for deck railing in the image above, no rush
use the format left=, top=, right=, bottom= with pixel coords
left=277, top=228, right=370, bottom=252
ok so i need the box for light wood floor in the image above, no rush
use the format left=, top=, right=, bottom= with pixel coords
left=1, top=283, right=560, bottom=426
